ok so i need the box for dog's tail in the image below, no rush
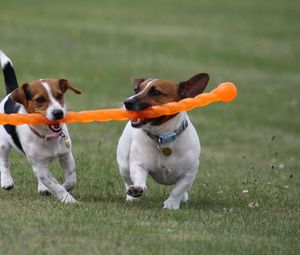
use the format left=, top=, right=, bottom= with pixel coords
left=0, top=50, right=18, bottom=95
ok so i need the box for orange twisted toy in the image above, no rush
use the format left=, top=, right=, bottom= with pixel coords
left=0, top=82, right=237, bottom=125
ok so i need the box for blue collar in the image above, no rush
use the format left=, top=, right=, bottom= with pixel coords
left=145, top=119, right=188, bottom=144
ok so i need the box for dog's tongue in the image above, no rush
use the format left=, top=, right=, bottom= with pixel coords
left=52, top=123, right=60, bottom=129
left=48, top=123, right=61, bottom=132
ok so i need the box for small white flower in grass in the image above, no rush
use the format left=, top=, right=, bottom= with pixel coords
left=279, top=163, right=285, bottom=169
left=217, top=185, right=223, bottom=194
left=248, top=201, right=259, bottom=209
left=242, top=189, right=249, bottom=194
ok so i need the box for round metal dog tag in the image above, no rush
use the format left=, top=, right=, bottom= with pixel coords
left=162, top=147, right=172, bottom=156
left=64, top=139, right=71, bottom=149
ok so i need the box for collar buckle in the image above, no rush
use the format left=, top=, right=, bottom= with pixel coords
left=158, top=132, right=177, bottom=144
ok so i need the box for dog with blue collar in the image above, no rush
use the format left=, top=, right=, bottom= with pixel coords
left=117, top=73, right=209, bottom=209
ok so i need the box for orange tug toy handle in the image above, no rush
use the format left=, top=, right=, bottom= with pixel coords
left=0, top=82, right=237, bottom=125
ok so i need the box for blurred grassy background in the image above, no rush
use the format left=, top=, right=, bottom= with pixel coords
left=0, top=0, right=299, bottom=254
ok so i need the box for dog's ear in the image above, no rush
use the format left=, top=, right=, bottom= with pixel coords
left=133, top=78, right=146, bottom=94
left=178, top=73, right=209, bottom=98
left=59, top=78, right=82, bottom=94
left=10, top=83, right=31, bottom=106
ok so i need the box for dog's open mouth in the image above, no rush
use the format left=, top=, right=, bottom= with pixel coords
left=125, top=101, right=164, bottom=128
left=130, top=117, right=150, bottom=128
left=130, top=116, right=163, bottom=128
left=48, top=123, right=61, bottom=131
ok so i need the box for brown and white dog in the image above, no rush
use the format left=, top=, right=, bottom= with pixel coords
left=117, top=73, right=209, bottom=209
left=0, top=51, right=81, bottom=203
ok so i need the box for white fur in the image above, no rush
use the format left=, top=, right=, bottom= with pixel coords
left=117, top=111, right=200, bottom=210
left=127, top=79, right=158, bottom=101
left=41, top=82, right=66, bottom=121
left=0, top=93, right=77, bottom=204
left=0, top=50, right=12, bottom=68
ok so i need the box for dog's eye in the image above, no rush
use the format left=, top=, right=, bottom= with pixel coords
left=148, top=88, right=162, bottom=97
left=35, top=97, right=46, bottom=104
left=56, top=93, right=63, bottom=100
left=134, top=88, right=139, bottom=94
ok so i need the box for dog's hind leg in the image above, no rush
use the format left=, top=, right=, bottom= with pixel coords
left=182, top=191, right=189, bottom=203
left=163, top=173, right=195, bottom=210
left=0, top=142, right=14, bottom=190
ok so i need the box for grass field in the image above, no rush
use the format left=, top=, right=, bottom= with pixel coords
left=0, top=0, right=299, bottom=254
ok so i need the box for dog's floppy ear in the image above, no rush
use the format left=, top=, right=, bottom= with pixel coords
left=10, top=83, right=31, bottom=106
left=133, top=78, right=146, bottom=93
left=59, top=78, right=82, bottom=94
left=178, top=73, right=209, bottom=98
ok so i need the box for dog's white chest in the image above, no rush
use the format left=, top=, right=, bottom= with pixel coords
left=19, top=127, right=71, bottom=162
left=148, top=153, right=184, bottom=185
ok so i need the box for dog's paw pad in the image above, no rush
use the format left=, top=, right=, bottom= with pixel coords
left=1, top=184, right=14, bottom=190
left=127, top=185, right=145, bottom=197
left=38, top=190, right=51, bottom=196
left=38, top=183, right=51, bottom=196
left=1, top=177, right=14, bottom=190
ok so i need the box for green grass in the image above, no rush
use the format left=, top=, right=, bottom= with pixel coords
left=0, top=0, right=299, bottom=254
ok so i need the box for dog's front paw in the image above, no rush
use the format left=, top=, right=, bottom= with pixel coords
left=59, top=193, right=78, bottom=204
left=1, top=175, right=14, bottom=190
left=38, top=182, right=51, bottom=196
left=127, top=185, right=146, bottom=198
left=163, top=198, right=180, bottom=210
left=38, top=189, right=51, bottom=196
left=126, top=194, right=137, bottom=202
left=182, top=192, right=189, bottom=203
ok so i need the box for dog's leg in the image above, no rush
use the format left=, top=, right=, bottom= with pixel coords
left=127, top=163, right=148, bottom=198
left=59, top=152, right=76, bottom=192
left=0, top=142, right=14, bottom=190
left=31, top=161, right=77, bottom=204
left=124, top=183, right=138, bottom=202
left=163, top=174, right=195, bottom=210
left=37, top=178, right=51, bottom=196
left=118, top=166, right=137, bottom=201
left=182, top=191, right=189, bottom=202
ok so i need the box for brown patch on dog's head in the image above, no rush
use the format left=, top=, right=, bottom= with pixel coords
left=132, top=78, right=181, bottom=107
left=11, top=81, right=50, bottom=114
left=10, top=78, right=81, bottom=120
left=124, top=73, right=209, bottom=128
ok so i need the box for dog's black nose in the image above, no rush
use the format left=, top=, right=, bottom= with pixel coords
left=124, top=99, right=136, bottom=110
left=52, top=109, right=64, bottom=120
left=124, top=98, right=151, bottom=111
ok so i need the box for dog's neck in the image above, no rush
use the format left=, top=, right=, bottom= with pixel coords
left=142, top=112, right=187, bottom=136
